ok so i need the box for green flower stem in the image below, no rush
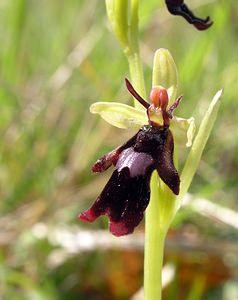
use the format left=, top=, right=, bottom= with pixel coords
left=105, top=2, right=212, bottom=299
left=144, top=172, right=166, bottom=300
left=123, top=6, right=166, bottom=297
left=144, top=48, right=180, bottom=300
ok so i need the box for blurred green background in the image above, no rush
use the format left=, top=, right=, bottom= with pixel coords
left=0, top=0, right=238, bottom=299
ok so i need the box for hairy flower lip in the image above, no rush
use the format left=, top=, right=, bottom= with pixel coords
left=79, top=125, right=179, bottom=236
left=79, top=80, right=182, bottom=236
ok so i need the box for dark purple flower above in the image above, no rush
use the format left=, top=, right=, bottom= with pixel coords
left=79, top=79, right=181, bottom=236
left=165, top=0, right=213, bottom=30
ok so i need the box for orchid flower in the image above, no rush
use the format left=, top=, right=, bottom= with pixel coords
left=79, top=49, right=197, bottom=236
left=165, top=0, right=213, bottom=30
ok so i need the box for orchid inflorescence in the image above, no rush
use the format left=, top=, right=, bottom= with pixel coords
left=79, top=46, right=222, bottom=238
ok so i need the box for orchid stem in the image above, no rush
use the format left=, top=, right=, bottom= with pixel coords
left=127, top=36, right=164, bottom=300
left=104, top=2, right=221, bottom=300
left=126, top=3, right=166, bottom=300
left=105, top=1, right=169, bottom=299
left=144, top=172, right=166, bottom=300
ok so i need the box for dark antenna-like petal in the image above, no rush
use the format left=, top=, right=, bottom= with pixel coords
left=168, top=95, right=183, bottom=117
left=125, top=78, right=150, bottom=109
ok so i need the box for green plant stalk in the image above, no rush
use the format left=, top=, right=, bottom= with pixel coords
left=128, top=49, right=178, bottom=299
left=126, top=5, right=175, bottom=299
left=126, top=37, right=164, bottom=300
left=124, top=5, right=166, bottom=297
left=143, top=49, right=179, bottom=300
left=144, top=172, right=166, bottom=300
left=105, top=2, right=180, bottom=299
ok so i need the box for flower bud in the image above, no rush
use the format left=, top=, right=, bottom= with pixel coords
left=152, top=48, right=178, bottom=105
left=105, top=0, right=129, bottom=50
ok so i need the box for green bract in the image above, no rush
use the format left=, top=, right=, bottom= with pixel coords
left=105, top=0, right=129, bottom=51
left=178, top=89, right=223, bottom=202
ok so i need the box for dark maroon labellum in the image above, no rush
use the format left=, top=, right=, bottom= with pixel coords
left=79, top=79, right=181, bottom=236
left=165, top=0, right=213, bottom=30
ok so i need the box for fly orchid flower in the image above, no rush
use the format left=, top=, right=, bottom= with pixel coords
left=79, top=77, right=192, bottom=236
left=79, top=48, right=222, bottom=237
left=165, top=0, right=213, bottom=30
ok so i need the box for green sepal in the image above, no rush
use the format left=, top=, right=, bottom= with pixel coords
left=90, top=102, right=147, bottom=129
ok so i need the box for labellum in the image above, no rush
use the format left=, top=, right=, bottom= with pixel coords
left=79, top=79, right=181, bottom=236
left=165, top=0, right=213, bottom=30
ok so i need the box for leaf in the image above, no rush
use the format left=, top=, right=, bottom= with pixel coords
left=179, top=89, right=223, bottom=202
